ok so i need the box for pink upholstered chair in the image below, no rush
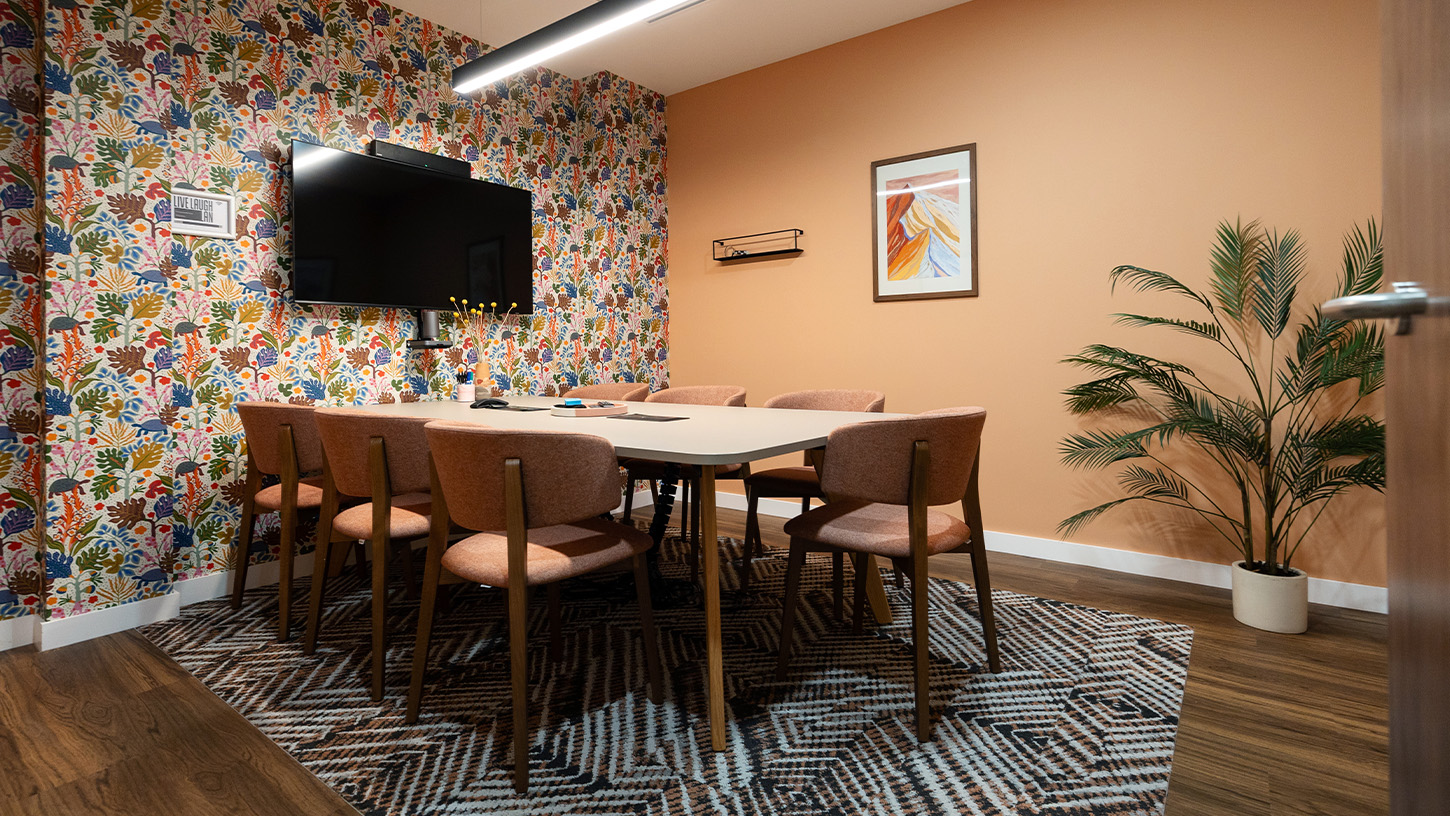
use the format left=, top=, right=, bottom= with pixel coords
left=406, top=422, right=663, bottom=794
left=741, top=389, right=885, bottom=599
left=775, top=407, right=1000, bottom=742
left=563, top=382, right=649, bottom=401
left=233, top=401, right=328, bottom=641
left=621, top=385, right=749, bottom=576
left=306, top=408, right=434, bottom=701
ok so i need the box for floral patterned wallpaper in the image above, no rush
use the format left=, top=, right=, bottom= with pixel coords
left=11, top=0, right=668, bottom=623
left=0, top=0, right=45, bottom=622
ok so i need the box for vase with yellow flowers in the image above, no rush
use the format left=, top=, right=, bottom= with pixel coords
left=449, top=297, right=519, bottom=393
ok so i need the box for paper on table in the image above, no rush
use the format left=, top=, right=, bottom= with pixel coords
left=606, top=413, right=689, bottom=422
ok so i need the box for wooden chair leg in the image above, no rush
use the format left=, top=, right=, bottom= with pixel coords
left=851, top=552, right=868, bottom=635
left=970, top=537, right=1002, bottom=673
left=622, top=478, right=635, bottom=522
left=911, top=550, right=932, bottom=742
left=546, top=582, right=562, bottom=662
left=895, top=566, right=906, bottom=590
left=741, top=490, right=760, bottom=592
left=632, top=554, right=663, bottom=704
left=832, top=553, right=845, bottom=620
left=508, top=578, right=530, bottom=793
left=231, top=492, right=257, bottom=610
left=405, top=538, right=446, bottom=723
left=302, top=539, right=338, bottom=656
left=775, top=541, right=808, bottom=680
left=277, top=502, right=297, bottom=641
left=304, top=476, right=339, bottom=655
left=371, top=534, right=389, bottom=702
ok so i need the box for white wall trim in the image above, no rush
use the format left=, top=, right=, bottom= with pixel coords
left=174, top=551, right=319, bottom=607
left=719, top=492, right=1388, bottom=615
left=0, top=614, right=37, bottom=652
left=36, top=591, right=181, bottom=651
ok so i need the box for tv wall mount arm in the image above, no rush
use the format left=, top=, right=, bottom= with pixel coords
left=407, top=309, right=453, bottom=350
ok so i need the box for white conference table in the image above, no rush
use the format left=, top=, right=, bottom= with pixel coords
left=359, top=393, right=903, bottom=752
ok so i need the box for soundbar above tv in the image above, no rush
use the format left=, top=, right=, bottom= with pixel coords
left=290, top=140, right=534, bottom=316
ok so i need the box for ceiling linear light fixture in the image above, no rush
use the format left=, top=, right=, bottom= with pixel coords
left=452, top=0, right=701, bottom=95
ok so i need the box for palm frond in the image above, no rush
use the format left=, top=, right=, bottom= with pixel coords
left=1063, top=344, right=1203, bottom=408
left=1119, top=464, right=1193, bottom=503
left=1063, top=374, right=1143, bottom=414
left=1059, top=429, right=1149, bottom=469
left=1058, top=497, right=1139, bottom=537
left=1303, top=415, right=1386, bottom=460
left=1339, top=218, right=1383, bottom=298
left=1208, top=219, right=1261, bottom=324
left=1319, top=322, right=1385, bottom=395
left=1278, top=310, right=1338, bottom=404
left=1252, top=229, right=1305, bottom=338
left=1108, top=265, right=1214, bottom=311
left=1112, top=313, right=1222, bottom=341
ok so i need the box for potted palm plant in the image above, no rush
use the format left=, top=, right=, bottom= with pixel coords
left=1059, top=219, right=1385, bottom=633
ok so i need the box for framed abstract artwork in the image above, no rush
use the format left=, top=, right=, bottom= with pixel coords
left=871, top=143, right=978, bottom=302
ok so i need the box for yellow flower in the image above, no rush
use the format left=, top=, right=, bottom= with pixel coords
left=490, top=301, right=498, bottom=308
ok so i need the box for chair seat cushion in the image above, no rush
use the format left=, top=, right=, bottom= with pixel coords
left=331, top=492, right=433, bottom=540
left=622, top=459, right=742, bottom=480
left=782, top=500, right=970, bottom=558
left=744, top=466, right=822, bottom=499
left=254, top=476, right=325, bottom=511
left=441, top=517, right=651, bottom=588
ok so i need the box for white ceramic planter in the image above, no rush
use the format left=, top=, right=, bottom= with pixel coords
left=1231, top=560, right=1308, bottom=634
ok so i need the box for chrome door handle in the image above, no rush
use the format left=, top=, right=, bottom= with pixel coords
left=1323, top=281, right=1428, bottom=335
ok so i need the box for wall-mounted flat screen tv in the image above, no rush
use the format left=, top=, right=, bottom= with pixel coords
left=290, top=140, right=533, bottom=314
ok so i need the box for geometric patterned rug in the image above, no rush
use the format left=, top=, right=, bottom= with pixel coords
left=141, top=531, right=1192, bottom=816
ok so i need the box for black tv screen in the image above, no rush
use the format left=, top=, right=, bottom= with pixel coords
left=290, top=140, right=533, bottom=313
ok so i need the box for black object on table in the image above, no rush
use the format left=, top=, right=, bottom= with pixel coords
left=644, top=462, right=702, bottom=608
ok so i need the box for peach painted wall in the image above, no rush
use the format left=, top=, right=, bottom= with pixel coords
left=665, top=0, right=1385, bottom=585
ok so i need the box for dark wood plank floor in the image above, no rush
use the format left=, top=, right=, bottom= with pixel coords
left=0, top=507, right=1388, bottom=815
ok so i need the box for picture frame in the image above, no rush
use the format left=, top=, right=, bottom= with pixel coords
left=871, top=143, right=977, bottom=302
left=171, top=187, right=236, bottom=239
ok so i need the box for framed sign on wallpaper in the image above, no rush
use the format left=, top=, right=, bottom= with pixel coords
left=171, top=187, right=236, bottom=239
left=871, top=143, right=977, bottom=302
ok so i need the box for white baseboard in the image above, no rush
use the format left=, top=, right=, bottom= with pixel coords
left=174, top=551, right=321, bottom=607
left=717, top=492, right=1388, bottom=615
left=37, top=591, right=182, bottom=652
left=0, top=614, right=37, bottom=651
left=6, top=552, right=325, bottom=653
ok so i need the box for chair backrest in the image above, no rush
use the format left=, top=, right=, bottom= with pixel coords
left=236, top=401, right=324, bottom=476
left=820, top=407, right=986, bottom=506
left=763, top=389, right=885, bottom=413
left=424, top=421, right=622, bottom=531
left=563, top=382, right=650, bottom=401
left=314, top=408, right=433, bottom=498
left=645, top=385, right=746, bottom=407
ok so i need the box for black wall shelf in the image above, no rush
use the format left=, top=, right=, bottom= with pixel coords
left=713, top=228, right=804, bottom=263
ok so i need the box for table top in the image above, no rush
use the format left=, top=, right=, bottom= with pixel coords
left=357, top=394, right=906, bottom=465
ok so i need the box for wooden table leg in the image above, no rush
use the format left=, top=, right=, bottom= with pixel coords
left=699, top=467, right=726, bottom=752
left=864, top=555, right=893, bottom=625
